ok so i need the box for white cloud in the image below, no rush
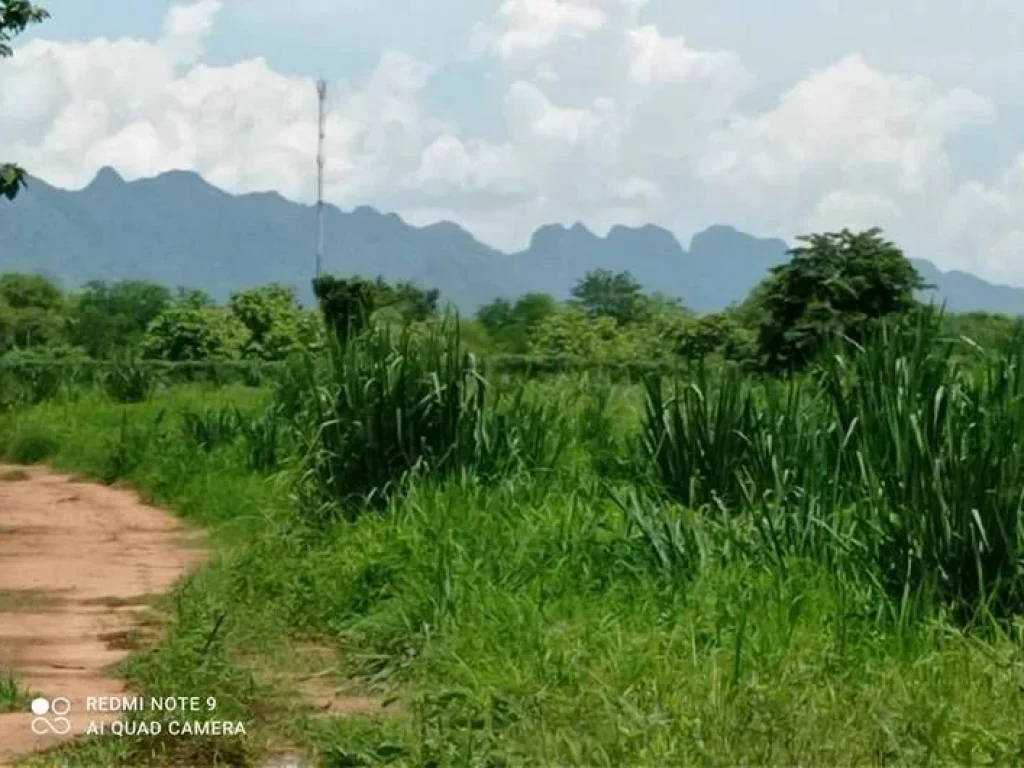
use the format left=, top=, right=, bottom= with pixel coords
left=492, top=0, right=607, bottom=60
left=695, top=55, right=996, bottom=255
left=0, top=3, right=443, bottom=206
left=161, top=0, right=222, bottom=65
left=626, top=25, right=741, bottom=86
left=7, top=1, right=1024, bottom=284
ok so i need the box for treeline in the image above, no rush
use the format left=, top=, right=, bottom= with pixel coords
left=1, top=228, right=1021, bottom=371
left=0, top=275, right=439, bottom=363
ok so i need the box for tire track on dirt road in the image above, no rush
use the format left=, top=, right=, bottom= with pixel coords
left=0, top=465, right=206, bottom=766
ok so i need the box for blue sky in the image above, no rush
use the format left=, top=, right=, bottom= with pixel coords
left=8, top=1, right=1024, bottom=283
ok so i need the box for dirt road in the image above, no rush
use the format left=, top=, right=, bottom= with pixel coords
left=0, top=465, right=205, bottom=766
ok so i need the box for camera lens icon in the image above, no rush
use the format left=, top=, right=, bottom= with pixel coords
left=30, top=696, right=72, bottom=736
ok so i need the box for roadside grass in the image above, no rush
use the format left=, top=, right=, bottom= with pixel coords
left=2, top=343, right=1024, bottom=764
left=0, top=589, right=64, bottom=612
left=0, top=669, right=30, bottom=714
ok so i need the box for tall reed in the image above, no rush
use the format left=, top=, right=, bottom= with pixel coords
left=286, top=317, right=567, bottom=522
left=642, top=310, right=1024, bottom=618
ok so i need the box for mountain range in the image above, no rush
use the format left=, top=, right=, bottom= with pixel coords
left=2, top=166, right=1024, bottom=316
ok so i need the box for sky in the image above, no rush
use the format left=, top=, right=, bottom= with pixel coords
left=5, top=1, right=1024, bottom=283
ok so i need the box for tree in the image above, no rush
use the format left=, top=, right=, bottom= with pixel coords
left=369, top=278, right=440, bottom=323
left=477, top=293, right=558, bottom=353
left=677, top=313, right=738, bottom=359
left=312, top=275, right=377, bottom=344
left=229, top=283, right=312, bottom=360
left=757, top=228, right=926, bottom=372
left=174, top=287, right=214, bottom=309
left=0, top=273, right=65, bottom=350
left=140, top=304, right=248, bottom=361
left=530, top=305, right=633, bottom=360
left=570, top=269, right=648, bottom=325
left=1, top=1, right=49, bottom=201
left=476, top=298, right=513, bottom=333
left=67, top=280, right=171, bottom=358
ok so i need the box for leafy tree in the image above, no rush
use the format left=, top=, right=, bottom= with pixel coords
left=0, top=273, right=65, bottom=350
left=140, top=304, right=248, bottom=361
left=510, top=292, right=558, bottom=328
left=229, top=283, right=313, bottom=360
left=477, top=293, right=558, bottom=353
left=476, top=298, right=513, bottom=332
left=67, top=280, right=171, bottom=358
left=0, top=273, right=62, bottom=311
left=1, top=1, right=49, bottom=200
left=677, top=313, right=741, bottom=359
left=530, top=306, right=633, bottom=359
left=369, top=278, right=440, bottom=323
left=624, top=296, right=692, bottom=360
left=312, top=275, right=376, bottom=344
left=570, top=269, right=648, bottom=325
left=174, top=287, right=214, bottom=309
left=757, top=228, right=926, bottom=371
left=727, top=278, right=774, bottom=330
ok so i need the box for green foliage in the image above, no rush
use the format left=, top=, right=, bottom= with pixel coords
left=103, top=353, right=158, bottom=404
left=757, top=228, right=926, bottom=372
left=570, top=268, right=649, bottom=325
left=0, top=273, right=66, bottom=350
left=675, top=312, right=757, bottom=364
left=941, top=311, right=1024, bottom=351
left=312, top=275, right=377, bottom=344
left=529, top=305, right=633, bottom=359
left=228, top=283, right=311, bottom=360
left=174, top=287, right=215, bottom=309
left=237, top=404, right=286, bottom=473
left=179, top=406, right=242, bottom=453
left=10, top=329, right=1024, bottom=764
left=477, top=293, right=559, bottom=353
left=6, top=427, right=59, bottom=464
left=0, top=668, right=30, bottom=713
left=141, top=303, right=248, bottom=361
left=369, top=277, right=440, bottom=323
left=101, top=411, right=166, bottom=485
left=0, top=163, right=26, bottom=200
left=67, top=280, right=171, bottom=358
left=287, top=319, right=568, bottom=521
left=644, top=309, right=1024, bottom=617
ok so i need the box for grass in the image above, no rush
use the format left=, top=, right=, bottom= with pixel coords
left=3, top=317, right=1024, bottom=764
left=0, top=669, right=30, bottom=714
left=0, top=589, right=63, bottom=612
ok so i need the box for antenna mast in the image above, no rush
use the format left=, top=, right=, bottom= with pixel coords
left=315, top=78, right=327, bottom=279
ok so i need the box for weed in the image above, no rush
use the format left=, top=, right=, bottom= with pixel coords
left=104, top=354, right=158, bottom=404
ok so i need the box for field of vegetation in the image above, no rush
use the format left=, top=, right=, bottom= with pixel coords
left=2, top=228, right=1024, bottom=766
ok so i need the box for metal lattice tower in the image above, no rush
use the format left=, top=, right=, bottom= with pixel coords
left=315, top=78, right=327, bottom=279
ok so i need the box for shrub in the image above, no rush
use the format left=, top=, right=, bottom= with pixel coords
left=642, top=310, right=1024, bottom=619
left=103, top=354, right=157, bottom=403
left=7, top=428, right=60, bottom=464
left=287, top=318, right=567, bottom=522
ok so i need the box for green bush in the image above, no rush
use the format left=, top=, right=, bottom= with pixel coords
left=642, top=310, right=1024, bottom=618
left=6, top=428, right=60, bottom=464
left=287, top=318, right=568, bottom=522
left=237, top=404, right=287, bottom=474
left=179, top=406, right=242, bottom=453
left=103, top=354, right=158, bottom=403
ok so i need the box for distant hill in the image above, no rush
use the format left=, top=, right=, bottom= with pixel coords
left=3, top=167, right=1024, bottom=315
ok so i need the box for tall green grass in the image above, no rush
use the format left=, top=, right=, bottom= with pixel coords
left=284, top=320, right=570, bottom=521
left=6, top=312, right=1024, bottom=764
left=642, top=310, right=1024, bottom=618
